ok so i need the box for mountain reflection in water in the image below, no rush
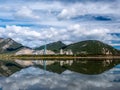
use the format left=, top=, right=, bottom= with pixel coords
left=0, top=60, right=23, bottom=76
left=15, top=59, right=120, bottom=74
left=0, top=59, right=120, bottom=90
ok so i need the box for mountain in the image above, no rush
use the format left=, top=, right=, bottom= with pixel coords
left=35, top=41, right=66, bottom=53
left=0, top=38, right=25, bottom=54
left=15, top=47, right=33, bottom=55
left=62, top=40, right=120, bottom=55
left=0, top=38, right=119, bottom=55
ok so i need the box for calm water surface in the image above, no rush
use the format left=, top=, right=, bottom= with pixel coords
left=0, top=59, right=120, bottom=90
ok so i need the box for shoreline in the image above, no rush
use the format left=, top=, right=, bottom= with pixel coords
left=11, top=56, right=120, bottom=60
left=1, top=54, right=120, bottom=60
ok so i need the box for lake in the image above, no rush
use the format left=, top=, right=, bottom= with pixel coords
left=0, top=59, right=120, bottom=90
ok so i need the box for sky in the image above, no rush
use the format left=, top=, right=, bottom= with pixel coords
left=0, top=0, right=120, bottom=49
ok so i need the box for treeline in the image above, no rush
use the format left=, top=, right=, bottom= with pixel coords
left=13, top=53, right=120, bottom=57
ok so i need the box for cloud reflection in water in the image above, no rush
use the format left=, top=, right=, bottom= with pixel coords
left=0, top=66, right=120, bottom=90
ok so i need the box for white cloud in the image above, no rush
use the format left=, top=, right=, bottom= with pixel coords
left=110, top=44, right=120, bottom=46
left=0, top=6, right=11, bottom=11
left=0, top=24, right=115, bottom=47
left=14, top=6, right=40, bottom=20
left=0, top=25, right=41, bottom=47
left=58, top=2, right=120, bottom=19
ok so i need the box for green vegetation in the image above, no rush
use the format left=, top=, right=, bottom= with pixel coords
left=62, top=40, right=120, bottom=55
left=12, top=54, right=76, bottom=60
left=11, top=54, right=120, bottom=60
left=0, top=38, right=120, bottom=57
left=35, top=41, right=66, bottom=53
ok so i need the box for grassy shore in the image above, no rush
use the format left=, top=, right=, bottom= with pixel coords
left=0, top=54, right=120, bottom=60
left=12, top=55, right=120, bottom=60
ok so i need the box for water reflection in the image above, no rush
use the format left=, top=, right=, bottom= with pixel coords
left=0, top=59, right=120, bottom=76
left=0, top=60, right=23, bottom=76
left=15, top=59, right=120, bottom=74
left=0, top=59, right=120, bottom=90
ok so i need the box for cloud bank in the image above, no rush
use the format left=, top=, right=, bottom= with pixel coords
left=0, top=24, right=115, bottom=47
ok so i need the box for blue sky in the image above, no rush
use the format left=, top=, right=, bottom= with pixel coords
left=0, top=0, right=120, bottom=49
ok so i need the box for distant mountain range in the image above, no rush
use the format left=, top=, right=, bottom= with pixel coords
left=0, top=38, right=25, bottom=54
left=35, top=40, right=120, bottom=55
left=0, top=38, right=119, bottom=55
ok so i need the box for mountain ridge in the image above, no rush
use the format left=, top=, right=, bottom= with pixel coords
left=0, top=38, right=26, bottom=54
left=35, top=41, right=66, bottom=53
left=62, top=40, right=119, bottom=55
left=0, top=38, right=119, bottom=55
